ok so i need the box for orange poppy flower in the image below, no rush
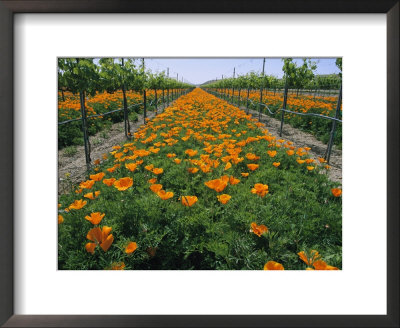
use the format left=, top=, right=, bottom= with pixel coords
left=125, top=163, right=137, bottom=172
left=68, top=199, right=87, bottom=210
left=250, top=222, right=268, bottom=237
left=145, top=164, right=154, bottom=171
left=306, top=166, right=315, bottom=171
left=93, top=159, right=101, bottom=165
left=286, top=150, right=295, bottom=156
left=251, top=183, right=269, bottom=197
left=296, top=158, right=305, bottom=164
left=148, top=178, right=157, bottom=184
left=58, top=214, right=64, bottom=224
left=157, top=190, right=174, bottom=200
left=167, top=153, right=176, bottom=158
left=296, top=148, right=307, bottom=156
left=247, top=164, right=259, bottom=171
left=107, top=166, right=117, bottom=173
left=318, top=157, right=327, bottom=163
left=224, top=162, right=232, bottom=170
left=229, top=176, right=240, bottom=185
left=113, top=177, right=133, bottom=191
left=272, top=162, right=280, bottom=167
left=246, top=153, right=260, bottom=161
left=174, top=158, right=182, bottom=164
left=79, top=179, right=95, bottom=189
left=152, top=168, right=163, bottom=175
left=84, top=190, right=100, bottom=200
left=241, top=173, right=249, bottom=177
left=264, top=261, right=284, bottom=270
left=125, top=241, right=138, bottom=254
left=85, top=226, right=114, bottom=253
left=103, top=178, right=116, bottom=186
left=184, top=149, right=197, bottom=157
left=111, top=262, right=125, bottom=270
left=313, top=260, right=339, bottom=270
left=298, top=250, right=320, bottom=266
left=331, top=188, right=342, bottom=197
left=217, top=194, right=231, bottom=204
left=204, top=178, right=228, bottom=193
left=181, top=195, right=198, bottom=207
left=325, top=165, right=331, bottom=170
left=188, top=167, right=199, bottom=174
left=150, top=184, right=163, bottom=193
left=267, top=150, right=277, bottom=158
left=85, top=212, right=105, bottom=225
left=90, top=172, right=105, bottom=181
left=220, top=175, right=230, bottom=183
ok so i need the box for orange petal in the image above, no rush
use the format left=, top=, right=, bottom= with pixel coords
left=85, top=242, right=96, bottom=254
left=264, top=261, right=284, bottom=270
left=100, top=234, right=114, bottom=252
left=125, top=241, right=138, bottom=254
left=87, top=227, right=102, bottom=243
left=102, top=226, right=112, bottom=240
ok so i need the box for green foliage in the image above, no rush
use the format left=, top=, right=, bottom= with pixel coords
left=63, top=145, right=78, bottom=157
left=58, top=58, right=100, bottom=96
left=282, top=58, right=317, bottom=91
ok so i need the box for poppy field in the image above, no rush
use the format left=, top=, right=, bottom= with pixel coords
left=58, top=88, right=342, bottom=270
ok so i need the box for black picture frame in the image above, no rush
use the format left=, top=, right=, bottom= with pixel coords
left=0, top=1, right=398, bottom=327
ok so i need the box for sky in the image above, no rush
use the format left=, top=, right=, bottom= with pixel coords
left=92, top=57, right=340, bottom=86
left=143, top=58, right=340, bottom=85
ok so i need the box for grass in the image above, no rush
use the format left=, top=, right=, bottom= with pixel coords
left=63, top=145, right=78, bottom=157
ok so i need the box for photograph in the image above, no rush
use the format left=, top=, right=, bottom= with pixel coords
left=57, top=57, right=342, bottom=271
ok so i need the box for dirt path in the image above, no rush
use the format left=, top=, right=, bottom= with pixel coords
left=58, top=107, right=162, bottom=194
left=245, top=107, right=342, bottom=183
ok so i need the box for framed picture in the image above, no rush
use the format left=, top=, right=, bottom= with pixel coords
left=0, top=1, right=398, bottom=327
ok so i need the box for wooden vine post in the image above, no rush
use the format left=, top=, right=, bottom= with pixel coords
left=79, top=90, right=91, bottom=173
left=167, top=67, right=170, bottom=107
left=121, top=58, right=131, bottom=139
left=279, top=75, right=289, bottom=137
left=246, top=87, right=250, bottom=114
left=142, top=58, right=146, bottom=123
left=231, top=67, right=235, bottom=104
left=258, top=58, right=266, bottom=121
left=324, top=84, right=342, bottom=163
left=154, top=88, right=158, bottom=113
